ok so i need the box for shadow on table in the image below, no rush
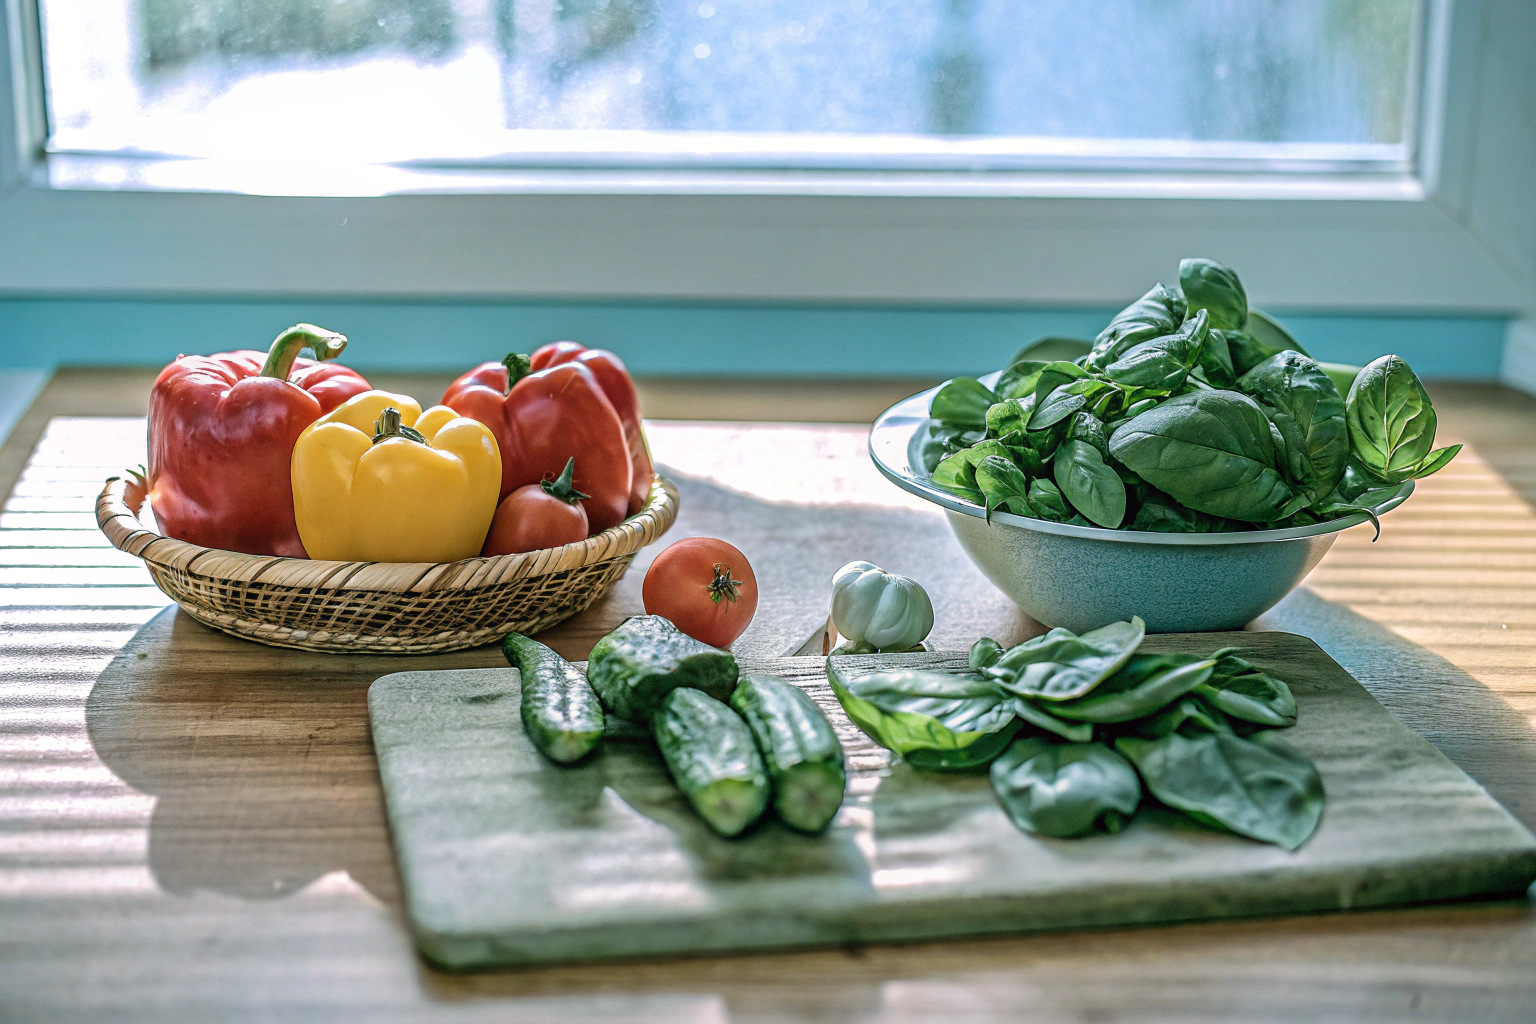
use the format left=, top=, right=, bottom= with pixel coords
left=1256, top=587, right=1536, bottom=831
left=83, top=605, right=501, bottom=904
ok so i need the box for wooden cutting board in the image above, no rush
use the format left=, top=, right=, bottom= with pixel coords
left=368, top=632, right=1536, bottom=971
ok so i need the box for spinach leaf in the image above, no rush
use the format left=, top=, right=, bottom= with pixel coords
left=1031, top=360, right=1092, bottom=408
left=826, top=663, right=1017, bottom=756
left=930, top=377, right=1000, bottom=429
left=1066, top=411, right=1110, bottom=457
left=1086, top=284, right=1185, bottom=370
left=1050, top=653, right=1217, bottom=723
left=984, top=618, right=1146, bottom=701
left=1027, top=477, right=1073, bottom=521
left=1053, top=439, right=1127, bottom=529
left=1179, top=258, right=1247, bottom=331
left=986, top=398, right=1030, bottom=437
left=906, top=726, right=1022, bottom=771
left=1125, top=694, right=1233, bottom=739
left=975, top=454, right=1035, bottom=520
left=911, top=421, right=984, bottom=475
left=1115, top=730, right=1324, bottom=850
left=1194, top=325, right=1238, bottom=388
left=1033, top=377, right=1108, bottom=431
left=931, top=439, right=1012, bottom=504
left=1103, top=309, right=1209, bottom=394
left=1006, top=698, right=1095, bottom=742
left=1108, top=390, right=1302, bottom=523
left=1194, top=649, right=1297, bottom=727
left=996, top=359, right=1049, bottom=401
left=1345, top=355, right=1460, bottom=484
left=969, top=637, right=1004, bottom=670
left=991, top=738, right=1142, bottom=838
left=1238, top=351, right=1349, bottom=502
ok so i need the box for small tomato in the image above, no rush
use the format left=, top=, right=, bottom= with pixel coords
left=482, top=458, right=590, bottom=556
left=642, top=537, right=758, bottom=648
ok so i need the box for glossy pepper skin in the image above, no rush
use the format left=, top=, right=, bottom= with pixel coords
left=441, top=357, right=632, bottom=533
left=148, top=324, right=371, bottom=557
left=291, top=390, right=501, bottom=563
left=530, top=342, right=655, bottom=514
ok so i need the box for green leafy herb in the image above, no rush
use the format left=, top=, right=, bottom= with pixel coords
left=975, top=454, right=1035, bottom=520
left=991, top=738, right=1142, bottom=837
left=1027, top=477, right=1074, bottom=521
left=930, top=377, right=1000, bottom=429
left=1108, top=390, right=1302, bottom=522
left=1053, top=439, right=1127, bottom=529
left=1087, top=284, right=1185, bottom=369
left=1179, top=258, right=1247, bottom=331
left=1194, top=650, right=1297, bottom=727
left=1346, top=355, right=1461, bottom=485
left=1103, top=309, right=1209, bottom=394
left=1238, top=351, right=1349, bottom=503
left=1049, top=654, right=1217, bottom=723
left=826, top=663, right=1016, bottom=758
left=969, top=637, right=1004, bottom=670
left=985, top=618, right=1146, bottom=701
left=1115, top=730, right=1324, bottom=850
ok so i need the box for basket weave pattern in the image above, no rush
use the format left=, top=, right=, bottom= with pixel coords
left=96, top=475, right=679, bottom=654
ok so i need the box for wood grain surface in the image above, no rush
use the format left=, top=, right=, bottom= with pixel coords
left=0, top=372, right=1534, bottom=1022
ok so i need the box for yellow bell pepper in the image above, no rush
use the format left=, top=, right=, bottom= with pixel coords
left=291, top=390, right=501, bottom=562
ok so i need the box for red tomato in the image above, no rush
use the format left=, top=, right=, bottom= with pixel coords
left=482, top=458, right=590, bottom=556
left=642, top=538, right=758, bottom=648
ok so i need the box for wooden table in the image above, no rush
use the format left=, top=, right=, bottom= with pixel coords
left=2, top=372, right=1534, bottom=1022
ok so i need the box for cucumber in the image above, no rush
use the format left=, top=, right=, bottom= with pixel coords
left=653, top=687, right=769, bottom=837
left=502, top=632, right=604, bottom=764
left=587, top=615, right=739, bottom=723
left=730, top=674, right=846, bottom=832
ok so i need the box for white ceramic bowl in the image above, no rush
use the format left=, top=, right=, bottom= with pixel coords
left=869, top=380, right=1411, bottom=633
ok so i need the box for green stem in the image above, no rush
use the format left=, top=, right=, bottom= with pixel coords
left=541, top=457, right=590, bottom=505
left=372, top=407, right=428, bottom=446
left=707, top=563, right=743, bottom=605
left=502, top=353, right=532, bottom=392
left=260, top=324, right=349, bottom=381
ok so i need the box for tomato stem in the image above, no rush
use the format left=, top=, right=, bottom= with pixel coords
left=541, top=457, right=590, bottom=505
left=502, top=353, right=532, bottom=392
left=707, top=562, right=743, bottom=605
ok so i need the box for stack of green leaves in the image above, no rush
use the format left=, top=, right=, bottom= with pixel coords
left=827, top=617, right=1324, bottom=850
left=922, top=258, right=1460, bottom=534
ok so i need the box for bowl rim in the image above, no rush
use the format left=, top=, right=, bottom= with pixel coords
left=869, top=379, right=1412, bottom=547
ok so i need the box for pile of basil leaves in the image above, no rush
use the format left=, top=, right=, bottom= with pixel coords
left=828, top=617, right=1323, bottom=849
left=921, top=258, right=1460, bottom=533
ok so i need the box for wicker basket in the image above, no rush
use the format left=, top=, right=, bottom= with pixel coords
left=95, top=475, right=679, bottom=654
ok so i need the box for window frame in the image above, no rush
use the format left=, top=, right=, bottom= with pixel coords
left=0, top=0, right=1529, bottom=317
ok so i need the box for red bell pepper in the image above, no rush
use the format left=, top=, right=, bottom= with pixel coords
left=530, top=341, right=654, bottom=514
left=147, top=325, right=371, bottom=557
left=442, top=356, right=633, bottom=533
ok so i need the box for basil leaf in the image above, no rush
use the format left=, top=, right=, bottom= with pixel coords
left=1346, top=355, right=1454, bottom=484
left=1238, top=351, right=1349, bottom=503
left=969, top=637, right=1004, bottom=670
left=1086, top=284, right=1185, bottom=370
left=985, top=618, right=1145, bottom=702
left=1032, top=377, right=1106, bottom=431
left=911, top=421, right=984, bottom=475
left=1128, top=496, right=1232, bottom=533
left=991, top=738, right=1142, bottom=838
left=1031, top=360, right=1092, bottom=409
left=1053, top=439, right=1126, bottom=529
left=1195, top=326, right=1238, bottom=388
left=1103, top=308, right=1209, bottom=394
left=1244, top=309, right=1310, bottom=358
left=826, top=664, right=1017, bottom=756
left=932, top=439, right=1012, bottom=504
left=1066, top=411, right=1110, bottom=457
left=1115, top=731, right=1324, bottom=850
left=975, top=454, right=1035, bottom=520
left=1050, top=654, right=1216, bottom=723
left=1026, top=477, right=1073, bottom=522
left=930, top=377, right=1000, bottom=429
left=1006, top=698, right=1095, bottom=742
left=1108, top=390, right=1302, bottom=523
left=1179, top=258, right=1247, bottom=331
left=1195, top=649, right=1297, bottom=727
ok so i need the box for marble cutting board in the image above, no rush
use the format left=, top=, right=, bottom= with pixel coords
left=368, top=632, right=1536, bottom=971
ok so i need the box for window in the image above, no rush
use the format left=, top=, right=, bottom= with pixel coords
left=39, top=0, right=1421, bottom=176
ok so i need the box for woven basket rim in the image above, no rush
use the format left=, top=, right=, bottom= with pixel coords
left=96, top=473, right=679, bottom=595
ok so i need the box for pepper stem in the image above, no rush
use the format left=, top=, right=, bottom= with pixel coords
left=372, top=407, right=428, bottom=446
left=707, top=563, right=743, bottom=605
left=260, top=324, right=349, bottom=381
left=541, top=457, right=590, bottom=506
left=502, top=353, right=532, bottom=392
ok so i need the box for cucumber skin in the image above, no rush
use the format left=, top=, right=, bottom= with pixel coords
left=730, top=674, right=846, bottom=832
left=587, top=616, right=739, bottom=723
left=653, top=687, right=769, bottom=837
left=503, top=633, right=604, bottom=764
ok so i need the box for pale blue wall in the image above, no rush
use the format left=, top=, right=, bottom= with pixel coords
left=0, top=297, right=1507, bottom=379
